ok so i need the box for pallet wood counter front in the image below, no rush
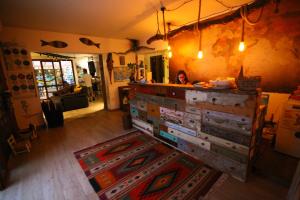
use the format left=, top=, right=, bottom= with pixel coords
left=129, top=83, right=261, bottom=181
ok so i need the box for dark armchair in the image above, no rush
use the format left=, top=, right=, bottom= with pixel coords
left=52, top=86, right=89, bottom=112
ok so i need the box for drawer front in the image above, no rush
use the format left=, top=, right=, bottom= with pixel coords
left=177, top=138, right=248, bottom=181
left=201, top=123, right=251, bottom=146
left=147, top=117, right=160, bottom=134
left=160, top=114, right=183, bottom=126
left=130, top=105, right=139, bottom=118
left=185, top=90, right=208, bottom=105
left=164, top=121, right=197, bottom=137
left=177, top=137, right=201, bottom=155
left=136, top=85, right=156, bottom=95
left=128, top=98, right=137, bottom=105
left=211, top=143, right=248, bottom=164
left=197, top=131, right=249, bottom=155
left=163, top=98, right=186, bottom=111
left=183, top=113, right=201, bottom=130
left=202, top=110, right=252, bottom=135
left=159, top=124, right=168, bottom=132
left=157, top=86, right=168, bottom=96
left=185, top=106, right=202, bottom=115
left=184, top=112, right=201, bottom=120
left=147, top=95, right=164, bottom=105
left=132, top=118, right=153, bottom=135
left=136, top=93, right=149, bottom=102
left=168, top=127, right=210, bottom=150
left=138, top=109, right=147, bottom=121
left=147, top=103, right=160, bottom=118
left=167, top=87, right=186, bottom=99
left=160, top=107, right=184, bottom=118
left=160, top=107, right=184, bottom=125
left=159, top=130, right=178, bottom=143
left=137, top=100, right=147, bottom=111
left=206, top=92, right=249, bottom=107
left=129, top=86, right=137, bottom=99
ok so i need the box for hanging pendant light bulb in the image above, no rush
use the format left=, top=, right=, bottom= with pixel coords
left=239, top=19, right=246, bottom=52
left=167, top=45, right=171, bottom=51
left=168, top=50, right=172, bottom=58
left=197, top=0, right=203, bottom=59
left=161, top=7, right=172, bottom=59
left=239, top=41, right=245, bottom=52
left=197, top=50, right=203, bottom=59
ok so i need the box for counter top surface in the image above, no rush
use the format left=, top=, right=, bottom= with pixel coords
left=129, top=83, right=259, bottom=95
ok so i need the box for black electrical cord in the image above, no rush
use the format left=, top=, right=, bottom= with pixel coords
left=156, top=10, right=161, bottom=35
left=166, top=0, right=194, bottom=11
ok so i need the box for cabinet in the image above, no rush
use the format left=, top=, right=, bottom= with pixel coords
left=118, top=86, right=131, bottom=111
left=129, top=83, right=260, bottom=181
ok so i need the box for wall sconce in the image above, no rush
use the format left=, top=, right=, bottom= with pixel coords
left=239, top=19, right=245, bottom=52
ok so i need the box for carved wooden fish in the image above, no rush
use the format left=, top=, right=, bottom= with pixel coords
left=40, top=40, right=68, bottom=48
left=79, top=37, right=100, bottom=48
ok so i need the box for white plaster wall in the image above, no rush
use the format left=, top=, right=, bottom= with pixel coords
left=102, top=52, right=136, bottom=110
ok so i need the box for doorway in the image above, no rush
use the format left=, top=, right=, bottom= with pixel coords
left=31, top=52, right=108, bottom=120
left=150, top=55, right=164, bottom=83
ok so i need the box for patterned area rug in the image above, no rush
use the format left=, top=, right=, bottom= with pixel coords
left=74, top=131, right=222, bottom=200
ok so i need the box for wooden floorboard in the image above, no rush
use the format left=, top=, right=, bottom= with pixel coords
left=0, top=109, right=289, bottom=200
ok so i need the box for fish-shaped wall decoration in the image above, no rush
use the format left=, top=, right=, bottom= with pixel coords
left=79, top=37, right=100, bottom=48
left=40, top=40, right=68, bottom=48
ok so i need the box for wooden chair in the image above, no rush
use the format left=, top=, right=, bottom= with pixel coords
left=18, top=123, right=38, bottom=140
left=7, top=135, right=31, bottom=155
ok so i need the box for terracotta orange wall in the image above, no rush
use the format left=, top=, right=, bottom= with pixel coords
left=169, top=0, right=300, bottom=93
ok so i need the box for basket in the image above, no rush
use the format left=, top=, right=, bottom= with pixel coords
left=236, top=76, right=261, bottom=91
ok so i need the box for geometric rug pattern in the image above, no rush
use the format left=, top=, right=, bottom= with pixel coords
left=74, top=131, right=222, bottom=200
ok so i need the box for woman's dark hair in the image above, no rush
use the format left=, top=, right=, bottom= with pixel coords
left=175, top=70, right=189, bottom=84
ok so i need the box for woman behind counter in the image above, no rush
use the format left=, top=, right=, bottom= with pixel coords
left=175, top=70, right=190, bottom=84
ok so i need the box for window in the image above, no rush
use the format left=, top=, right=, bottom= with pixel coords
left=32, top=60, right=75, bottom=99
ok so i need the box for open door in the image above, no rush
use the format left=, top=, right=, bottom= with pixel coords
left=150, top=55, right=164, bottom=83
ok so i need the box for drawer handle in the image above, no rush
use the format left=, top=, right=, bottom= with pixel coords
left=192, top=97, right=197, bottom=100
left=235, top=103, right=240, bottom=107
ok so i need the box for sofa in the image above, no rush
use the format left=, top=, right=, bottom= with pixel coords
left=52, top=86, right=89, bottom=112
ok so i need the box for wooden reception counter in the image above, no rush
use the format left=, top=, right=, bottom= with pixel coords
left=128, top=83, right=263, bottom=181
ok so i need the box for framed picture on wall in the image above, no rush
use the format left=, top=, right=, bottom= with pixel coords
left=119, top=56, right=125, bottom=65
